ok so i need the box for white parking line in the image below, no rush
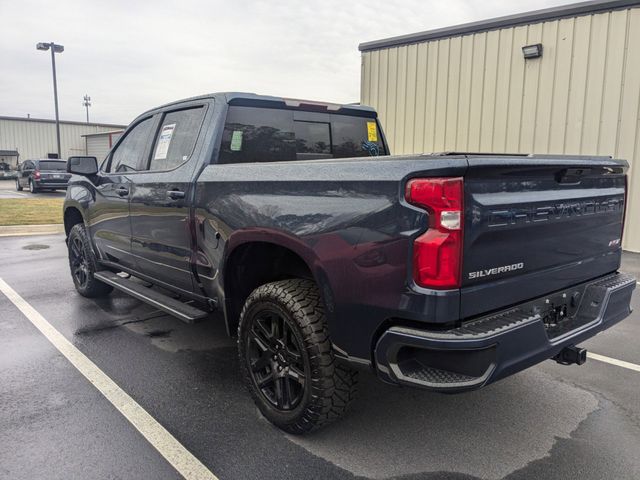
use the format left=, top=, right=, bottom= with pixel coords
left=588, top=352, right=640, bottom=373
left=0, top=277, right=218, bottom=480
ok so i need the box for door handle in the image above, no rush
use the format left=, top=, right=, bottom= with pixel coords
left=115, top=186, right=129, bottom=197
left=167, top=190, right=185, bottom=200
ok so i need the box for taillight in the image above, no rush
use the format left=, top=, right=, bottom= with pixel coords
left=405, top=177, right=464, bottom=289
left=34, top=169, right=41, bottom=179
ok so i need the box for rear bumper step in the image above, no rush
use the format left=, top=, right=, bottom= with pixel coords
left=374, top=272, right=635, bottom=391
left=94, top=271, right=208, bottom=323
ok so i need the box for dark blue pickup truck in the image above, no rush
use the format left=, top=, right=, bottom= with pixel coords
left=63, top=92, right=635, bottom=433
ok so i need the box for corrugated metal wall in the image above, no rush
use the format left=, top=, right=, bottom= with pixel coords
left=86, top=134, right=112, bottom=161
left=361, top=7, right=640, bottom=252
left=0, top=118, right=123, bottom=161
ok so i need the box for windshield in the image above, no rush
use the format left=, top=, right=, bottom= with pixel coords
left=219, top=106, right=387, bottom=163
left=39, top=161, right=67, bottom=171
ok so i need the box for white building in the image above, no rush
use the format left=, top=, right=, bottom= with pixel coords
left=83, top=130, right=124, bottom=161
left=0, top=115, right=126, bottom=170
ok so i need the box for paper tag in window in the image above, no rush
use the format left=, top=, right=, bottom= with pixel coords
left=154, top=123, right=176, bottom=160
left=367, top=121, right=378, bottom=142
left=230, top=130, right=243, bottom=151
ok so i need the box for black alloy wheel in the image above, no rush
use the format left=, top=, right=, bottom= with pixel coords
left=69, top=234, right=90, bottom=289
left=238, top=279, right=358, bottom=434
left=246, top=309, right=307, bottom=411
left=67, top=223, right=113, bottom=298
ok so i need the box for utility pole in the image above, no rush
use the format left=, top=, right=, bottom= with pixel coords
left=83, top=94, right=91, bottom=123
left=36, top=42, right=64, bottom=159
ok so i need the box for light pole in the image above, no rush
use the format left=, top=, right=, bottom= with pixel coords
left=36, top=42, right=64, bottom=159
left=83, top=94, right=91, bottom=123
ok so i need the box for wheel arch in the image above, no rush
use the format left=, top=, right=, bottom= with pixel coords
left=221, top=232, right=330, bottom=336
left=63, top=205, right=86, bottom=237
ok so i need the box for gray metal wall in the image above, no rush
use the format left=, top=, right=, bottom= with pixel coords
left=361, top=6, right=640, bottom=252
left=0, top=117, right=125, bottom=162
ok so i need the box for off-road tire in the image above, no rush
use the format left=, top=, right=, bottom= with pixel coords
left=15, top=179, right=23, bottom=191
left=67, top=223, right=113, bottom=298
left=238, top=279, right=358, bottom=434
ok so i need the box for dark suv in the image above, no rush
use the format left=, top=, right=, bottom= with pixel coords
left=16, top=159, right=71, bottom=193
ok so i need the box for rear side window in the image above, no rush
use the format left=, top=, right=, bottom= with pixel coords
left=331, top=116, right=384, bottom=157
left=109, top=118, right=153, bottom=173
left=218, top=106, right=387, bottom=164
left=219, top=107, right=295, bottom=163
left=148, top=107, right=204, bottom=171
left=39, top=161, right=66, bottom=171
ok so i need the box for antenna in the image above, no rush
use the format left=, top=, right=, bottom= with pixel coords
left=83, top=94, right=92, bottom=123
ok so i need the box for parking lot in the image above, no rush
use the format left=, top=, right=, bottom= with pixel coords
left=0, top=179, right=66, bottom=199
left=0, top=233, right=638, bottom=480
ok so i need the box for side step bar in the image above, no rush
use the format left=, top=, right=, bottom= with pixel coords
left=94, top=271, right=208, bottom=323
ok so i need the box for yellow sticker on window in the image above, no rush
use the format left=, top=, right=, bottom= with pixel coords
left=367, top=121, right=378, bottom=142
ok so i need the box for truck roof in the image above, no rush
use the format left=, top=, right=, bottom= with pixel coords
left=142, top=92, right=377, bottom=118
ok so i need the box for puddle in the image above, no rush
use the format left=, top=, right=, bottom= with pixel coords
left=22, top=244, right=50, bottom=250
left=145, top=329, right=172, bottom=338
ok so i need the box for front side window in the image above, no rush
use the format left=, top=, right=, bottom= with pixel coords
left=108, top=117, right=153, bottom=173
left=148, top=107, right=204, bottom=171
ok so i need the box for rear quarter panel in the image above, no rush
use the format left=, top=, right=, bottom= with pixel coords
left=194, top=156, right=467, bottom=361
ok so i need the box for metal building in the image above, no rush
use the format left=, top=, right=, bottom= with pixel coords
left=0, top=116, right=126, bottom=169
left=83, top=130, right=124, bottom=161
left=359, top=0, right=640, bottom=252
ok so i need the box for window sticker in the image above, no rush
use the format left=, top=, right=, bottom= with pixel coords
left=154, top=123, right=176, bottom=160
left=230, top=130, right=243, bottom=151
left=366, top=121, right=378, bottom=142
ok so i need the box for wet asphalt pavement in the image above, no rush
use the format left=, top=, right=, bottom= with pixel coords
left=0, top=233, right=638, bottom=480
left=0, top=179, right=66, bottom=199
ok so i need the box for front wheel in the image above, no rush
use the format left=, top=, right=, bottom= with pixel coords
left=15, top=179, right=23, bottom=191
left=238, top=279, right=357, bottom=434
left=67, top=223, right=113, bottom=298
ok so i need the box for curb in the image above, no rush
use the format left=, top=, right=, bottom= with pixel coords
left=0, top=224, right=64, bottom=237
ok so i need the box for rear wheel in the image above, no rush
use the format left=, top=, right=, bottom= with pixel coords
left=238, top=279, right=357, bottom=434
left=67, top=223, right=113, bottom=298
left=15, top=179, right=23, bottom=191
left=29, top=179, right=38, bottom=193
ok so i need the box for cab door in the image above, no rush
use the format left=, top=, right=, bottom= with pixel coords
left=128, top=104, right=207, bottom=294
left=87, top=116, right=156, bottom=270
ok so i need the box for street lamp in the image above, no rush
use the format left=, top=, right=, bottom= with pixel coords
left=36, top=42, right=64, bottom=159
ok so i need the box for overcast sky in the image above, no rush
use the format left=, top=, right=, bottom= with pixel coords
left=0, top=0, right=575, bottom=125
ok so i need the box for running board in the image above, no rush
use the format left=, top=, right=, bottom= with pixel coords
left=94, top=271, right=208, bottom=323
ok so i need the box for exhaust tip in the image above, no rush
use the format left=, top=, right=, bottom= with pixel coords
left=554, top=345, right=587, bottom=366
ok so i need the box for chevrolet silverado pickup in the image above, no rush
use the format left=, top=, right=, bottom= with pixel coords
left=63, top=92, right=636, bottom=433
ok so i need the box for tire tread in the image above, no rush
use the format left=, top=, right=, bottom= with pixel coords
left=238, top=278, right=358, bottom=434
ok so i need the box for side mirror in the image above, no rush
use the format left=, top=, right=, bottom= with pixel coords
left=67, top=156, right=98, bottom=176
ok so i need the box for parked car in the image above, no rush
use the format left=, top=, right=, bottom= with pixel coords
left=63, top=92, right=636, bottom=434
left=16, top=159, right=71, bottom=193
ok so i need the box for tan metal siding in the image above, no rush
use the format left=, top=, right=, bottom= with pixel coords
left=361, top=6, right=640, bottom=252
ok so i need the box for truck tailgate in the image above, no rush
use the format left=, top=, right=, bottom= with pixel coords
left=461, top=156, right=627, bottom=318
